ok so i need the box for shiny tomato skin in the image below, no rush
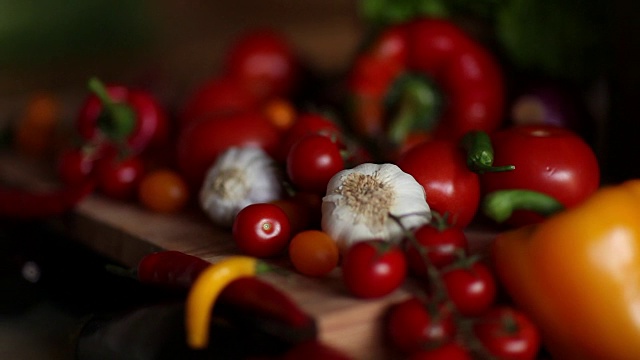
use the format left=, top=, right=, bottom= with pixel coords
left=473, top=306, right=541, bottom=360
left=232, top=203, right=291, bottom=258
left=57, top=147, right=96, bottom=186
left=286, top=133, right=344, bottom=194
left=405, top=223, right=469, bottom=277
left=223, top=29, right=299, bottom=100
left=386, top=296, right=456, bottom=354
left=396, top=140, right=480, bottom=228
left=341, top=240, right=407, bottom=299
left=95, top=153, right=145, bottom=201
left=176, top=111, right=281, bottom=189
left=441, top=262, right=497, bottom=317
left=481, top=124, right=600, bottom=225
left=288, top=230, right=340, bottom=277
left=277, top=112, right=341, bottom=162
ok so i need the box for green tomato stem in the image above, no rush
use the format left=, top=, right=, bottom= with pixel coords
left=482, top=189, right=565, bottom=223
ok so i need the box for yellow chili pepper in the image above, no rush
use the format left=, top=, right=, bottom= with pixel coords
left=185, top=256, right=258, bottom=349
left=492, top=180, right=640, bottom=360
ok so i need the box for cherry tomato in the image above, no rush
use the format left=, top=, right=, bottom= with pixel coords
left=262, top=97, right=296, bottom=132
left=481, top=124, right=600, bottom=226
left=270, top=197, right=312, bottom=235
left=405, top=221, right=469, bottom=277
left=397, top=139, right=481, bottom=228
left=286, top=133, right=344, bottom=194
left=341, top=240, right=407, bottom=299
left=408, top=341, right=473, bottom=360
left=138, top=169, right=189, bottom=213
left=14, top=92, right=60, bottom=158
left=441, top=261, right=496, bottom=317
left=232, top=203, right=291, bottom=258
left=95, top=152, right=145, bottom=201
left=385, top=296, right=456, bottom=354
left=277, top=112, right=341, bottom=162
left=57, top=147, right=96, bottom=186
left=473, top=306, right=541, bottom=360
left=223, top=29, right=299, bottom=101
left=288, top=230, right=339, bottom=277
left=176, top=111, right=281, bottom=189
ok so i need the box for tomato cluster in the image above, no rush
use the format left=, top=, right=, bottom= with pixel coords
left=34, top=18, right=605, bottom=360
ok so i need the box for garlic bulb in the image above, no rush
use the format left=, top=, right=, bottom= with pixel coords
left=321, top=163, right=431, bottom=252
left=199, top=146, right=282, bottom=227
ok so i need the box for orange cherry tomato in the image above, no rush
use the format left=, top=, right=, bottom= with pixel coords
left=288, top=230, right=339, bottom=277
left=14, top=92, right=60, bottom=157
left=138, top=169, right=189, bottom=213
left=263, top=98, right=296, bottom=132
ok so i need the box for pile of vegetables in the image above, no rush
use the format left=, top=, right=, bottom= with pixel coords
left=1, top=5, right=632, bottom=360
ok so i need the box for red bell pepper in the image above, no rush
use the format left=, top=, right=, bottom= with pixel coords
left=76, top=77, right=169, bottom=155
left=348, top=18, right=505, bottom=153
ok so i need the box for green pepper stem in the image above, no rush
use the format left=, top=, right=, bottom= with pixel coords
left=387, top=73, right=440, bottom=145
left=482, top=189, right=565, bottom=223
left=87, top=77, right=136, bottom=142
left=460, top=130, right=515, bottom=173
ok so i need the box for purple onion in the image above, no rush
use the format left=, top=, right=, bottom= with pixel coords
left=510, top=86, right=579, bottom=129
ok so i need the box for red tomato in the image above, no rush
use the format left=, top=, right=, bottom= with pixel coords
left=57, top=147, right=96, bottom=186
left=179, top=75, right=258, bottom=128
left=95, top=153, right=145, bottom=201
left=481, top=124, right=600, bottom=226
left=223, top=29, right=299, bottom=100
left=232, top=203, right=291, bottom=258
left=396, top=139, right=481, bottom=228
left=473, top=306, right=541, bottom=360
left=277, top=112, right=341, bottom=162
left=176, top=111, right=281, bottom=189
left=138, top=169, right=189, bottom=213
left=441, top=261, right=496, bottom=317
left=386, top=296, right=456, bottom=354
left=405, top=221, right=469, bottom=277
left=286, top=133, right=344, bottom=194
left=408, top=341, right=473, bottom=360
left=288, top=230, right=340, bottom=277
left=341, top=240, right=407, bottom=299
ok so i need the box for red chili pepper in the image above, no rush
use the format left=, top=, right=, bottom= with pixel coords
left=0, top=180, right=94, bottom=219
left=348, top=18, right=504, bottom=152
left=136, top=250, right=313, bottom=329
left=76, top=77, right=169, bottom=155
left=136, top=250, right=211, bottom=290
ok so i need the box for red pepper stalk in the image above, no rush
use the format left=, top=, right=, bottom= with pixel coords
left=76, top=77, right=169, bottom=155
left=348, top=18, right=504, bottom=155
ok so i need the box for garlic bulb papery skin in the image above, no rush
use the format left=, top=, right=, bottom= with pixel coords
left=321, top=162, right=431, bottom=252
left=199, top=146, right=282, bottom=227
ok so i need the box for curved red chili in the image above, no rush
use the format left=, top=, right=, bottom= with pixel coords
left=76, top=78, right=169, bottom=155
left=348, top=18, right=505, bottom=150
left=136, top=250, right=313, bottom=328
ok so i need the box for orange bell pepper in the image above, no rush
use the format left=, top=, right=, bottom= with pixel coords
left=492, top=180, right=640, bottom=360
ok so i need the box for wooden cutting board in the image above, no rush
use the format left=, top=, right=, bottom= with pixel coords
left=0, top=151, right=497, bottom=359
